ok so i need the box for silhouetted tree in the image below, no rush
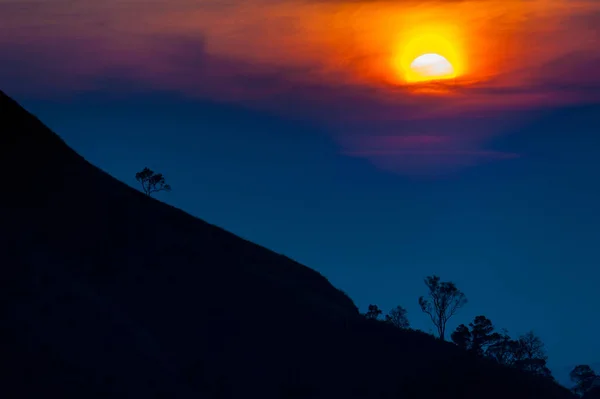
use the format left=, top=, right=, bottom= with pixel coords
left=135, top=167, right=171, bottom=197
left=470, top=316, right=502, bottom=356
left=365, top=304, right=382, bottom=320
left=451, top=324, right=471, bottom=351
left=487, top=331, right=519, bottom=366
left=513, top=331, right=553, bottom=379
left=516, top=331, right=545, bottom=358
left=450, top=316, right=502, bottom=357
left=418, top=275, right=467, bottom=341
left=571, top=365, right=597, bottom=396
left=384, top=305, right=409, bottom=329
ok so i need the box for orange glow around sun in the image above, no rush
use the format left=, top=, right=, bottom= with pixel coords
left=99, top=0, right=545, bottom=96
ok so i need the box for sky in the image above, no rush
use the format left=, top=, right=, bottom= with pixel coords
left=2, top=0, right=600, bottom=386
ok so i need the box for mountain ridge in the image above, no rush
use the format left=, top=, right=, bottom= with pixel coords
left=0, top=89, right=577, bottom=399
left=0, top=88, right=357, bottom=319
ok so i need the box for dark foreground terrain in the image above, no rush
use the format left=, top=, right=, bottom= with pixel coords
left=0, top=89, right=577, bottom=398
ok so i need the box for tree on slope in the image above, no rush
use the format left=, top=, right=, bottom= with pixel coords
left=136, top=167, right=171, bottom=197
left=384, top=305, right=409, bottom=329
left=486, top=331, right=520, bottom=366
left=451, top=324, right=471, bottom=350
left=570, top=365, right=598, bottom=396
left=513, top=331, right=553, bottom=379
left=365, top=304, right=382, bottom=320
left=451, top=315, right=503, bottom=357
left=418, top=275, right=467, bottom=341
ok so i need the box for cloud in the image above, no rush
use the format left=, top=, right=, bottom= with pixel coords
left=0, top=0, right=599, bottom=175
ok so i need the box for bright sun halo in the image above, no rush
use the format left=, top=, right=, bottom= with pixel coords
left=393, top=26, right=463, bottom=85
left=409, top=53, right=455, bottom=82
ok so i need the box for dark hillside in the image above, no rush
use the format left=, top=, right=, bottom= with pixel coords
left=0, top=90, right=576, bottom=399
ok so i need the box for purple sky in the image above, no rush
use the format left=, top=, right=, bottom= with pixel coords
left=2, top=0, right=600, bottom=175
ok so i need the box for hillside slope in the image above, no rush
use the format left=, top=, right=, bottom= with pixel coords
left=0, top=90, right=576, bottom=399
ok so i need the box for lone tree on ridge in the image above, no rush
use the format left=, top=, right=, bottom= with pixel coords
left=419, top=275, right=467, bottom=341
left=136, top=167, right=171, bottom=197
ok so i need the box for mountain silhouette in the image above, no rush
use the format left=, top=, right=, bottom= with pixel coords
left=0, top=89, right=576, bottom=398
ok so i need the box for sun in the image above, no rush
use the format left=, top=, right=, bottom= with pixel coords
left=408, top=53, right=455, bottom=82
left=392, top=24, right=465, bottom=84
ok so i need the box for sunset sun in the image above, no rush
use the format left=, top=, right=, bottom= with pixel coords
left=392, top=24, right=465, bottom=85
left=409, top=53, right=455, bottom=82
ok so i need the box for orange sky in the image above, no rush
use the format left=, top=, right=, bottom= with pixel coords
left=2, top=0, right=598, bottom=104
left=1, top=0, right=599, bottom=172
